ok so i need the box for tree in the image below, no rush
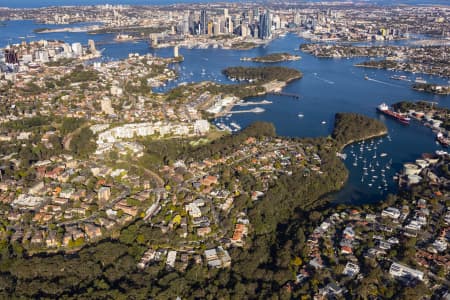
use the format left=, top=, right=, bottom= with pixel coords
left=70, top=127, right=96, bottom=158
left=309, top=211, right=322, bottom=224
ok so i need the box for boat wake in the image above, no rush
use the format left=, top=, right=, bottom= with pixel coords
left=366, top=77, right=401, bottom=88
left=315, top=74, right=335, bottom=84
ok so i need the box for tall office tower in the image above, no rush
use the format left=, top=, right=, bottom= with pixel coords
left=227, top=16, right=233, bottom=34
left=150, top=34, right=158, bottom=47
left=258, top=11, right=271, bottom=40
left=182, top=12, right=190, bottom=35
left=294, top=12, right=301, bottom=25
left=247, top=9, right=253, bottom=22
left=241, top=21, right=249, bottom=37
left=224, top=8, right=228, bottom=19
left=189, top=11, right=197, bottom=35
left=207, top=21, right=213, bottom=36
left=273, top=15, right=281, bottom=29
left=253, top=8, right=259, bottom=20
left=253, top=26, right=259, bottom=38
left=71, top=42, right=83, bottom=56
left=214, top=21, right=221, bottom=36
left=4, top=49, right=19, bottom=64
left=200, top=9, right=208, bottom=35
left=88, top=39, right=96, bottom=53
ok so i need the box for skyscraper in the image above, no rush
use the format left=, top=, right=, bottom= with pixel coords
left=4, top=49, right=19, bottom=64
left=182, top=12, right=190, bottom=35
left=227, top=16, right=233, bottom=34
left=88, top=39, right=96, bottom=53
left=258, top=11, right=271, bottom=40
left=200, top=9, right=208, bottom=35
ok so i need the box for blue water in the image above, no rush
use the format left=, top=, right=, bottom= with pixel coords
left=1, top=0, right=449, bottom=8
left=2, top=20, right=449, bottom=204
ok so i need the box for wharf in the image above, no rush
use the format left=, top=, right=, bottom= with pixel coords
left=234, top=100, right=273, bottom=106
left=229, top=107, right=265, bottom=114
left=268, top=92, right=300, bottom=99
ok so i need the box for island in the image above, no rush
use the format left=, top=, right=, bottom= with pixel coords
left=222, top=66, right=303, bottom=83
left=241, top=52, right=301, bottom=63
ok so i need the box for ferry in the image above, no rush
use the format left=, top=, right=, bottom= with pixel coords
left=377, top=103, right=410, bottom=125
left=298, top=113, right=304, bottom=118
left=415, top=77, right=427, bottom=84
left=390, top=75, right=410, bottom=82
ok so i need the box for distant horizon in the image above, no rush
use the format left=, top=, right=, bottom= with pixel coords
left=1, top=0, right=244, bottom=9
left=1, top=0, right=450, bottom=9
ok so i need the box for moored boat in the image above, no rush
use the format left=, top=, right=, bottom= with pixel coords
left=436, top=132, right=449, bottom=147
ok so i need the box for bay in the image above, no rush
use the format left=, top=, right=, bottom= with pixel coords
left=2, top=20, right=449, bottom=204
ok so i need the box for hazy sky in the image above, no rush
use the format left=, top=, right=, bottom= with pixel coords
left=0, top=0, right=449, bottom=8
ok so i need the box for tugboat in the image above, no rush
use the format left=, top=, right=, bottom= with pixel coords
left=377, top=103, right=410, bottom=125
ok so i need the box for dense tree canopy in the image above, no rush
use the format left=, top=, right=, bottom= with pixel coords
left=332, top=113, right=387, bottom=148
left=223, top=66, right=303, bottom=83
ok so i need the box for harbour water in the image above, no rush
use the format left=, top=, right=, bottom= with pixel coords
left=1, top=20, right=449, bottom=204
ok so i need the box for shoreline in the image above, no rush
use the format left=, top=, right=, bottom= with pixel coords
left=214, top=73, right=302, bottom=118
left=338, top=129, right=389, bottom=151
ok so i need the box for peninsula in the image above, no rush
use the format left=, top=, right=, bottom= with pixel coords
left=412, top=83, right=450, bottom=95
left=332, top=112, right=388, bottom=149
left=301, top=44, right=450, bottom=78
left=0, top=113, right=391, bottom=299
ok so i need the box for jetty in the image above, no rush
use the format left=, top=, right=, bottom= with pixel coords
left=234, top=100, right=273, bottom=106
left=268, top=92, right=300, bottom=99
left=229, top=107, right=265, bottom=114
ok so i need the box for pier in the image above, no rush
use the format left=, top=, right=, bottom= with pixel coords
left=234, top=100, right=272, bottom=106
left=268, top=92, right=300, bottom=99
left=229, top=107, right=265, bottom=114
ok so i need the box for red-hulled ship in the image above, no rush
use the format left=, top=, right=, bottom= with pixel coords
left=377, top=103, right=410, bottom=124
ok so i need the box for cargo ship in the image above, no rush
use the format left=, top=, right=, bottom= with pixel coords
left=377, top=103, right=410, bottom=124
left=436, top=132, right=449, bottom=147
